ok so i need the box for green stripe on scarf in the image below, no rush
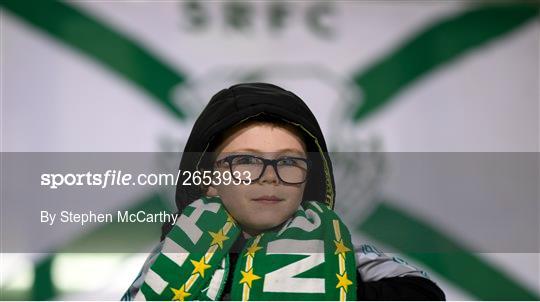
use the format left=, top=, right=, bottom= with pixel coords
left=136, top=196, right=357, bottom=301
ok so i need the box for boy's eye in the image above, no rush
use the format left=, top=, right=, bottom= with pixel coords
left=232, top=155, right=260, bottom=165
left=277, top=157, right=302, bottom=167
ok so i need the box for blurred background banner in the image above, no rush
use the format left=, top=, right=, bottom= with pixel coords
left=1, top=1, right=538, bottom=300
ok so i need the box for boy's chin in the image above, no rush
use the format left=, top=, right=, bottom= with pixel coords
left=243, top=217, right=288, bottom=234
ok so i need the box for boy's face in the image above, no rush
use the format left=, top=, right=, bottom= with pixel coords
left=206, top=123, right=307, bottom=237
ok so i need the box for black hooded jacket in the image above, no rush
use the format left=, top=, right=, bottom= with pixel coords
left=172, top=82, right=335, bottom=216
left=160, top=83, right=445, bottom=300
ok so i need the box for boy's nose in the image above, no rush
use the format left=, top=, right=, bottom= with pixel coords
left=258, top=164, right=279, bottom=185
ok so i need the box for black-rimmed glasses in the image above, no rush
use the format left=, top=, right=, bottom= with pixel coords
left=215, top=154, right=310, bottom=185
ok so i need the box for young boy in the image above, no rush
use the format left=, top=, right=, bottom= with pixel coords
left=122, top=83, right=445, bottom=301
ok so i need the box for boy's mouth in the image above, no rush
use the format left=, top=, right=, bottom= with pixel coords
left=252, top=195, right=284, bottom=204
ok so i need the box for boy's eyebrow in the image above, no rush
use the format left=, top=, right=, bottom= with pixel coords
left=229, top=148, right=306, bottom=157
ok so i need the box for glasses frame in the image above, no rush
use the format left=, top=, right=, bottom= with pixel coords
left=214, top=154, right=311, bottom=185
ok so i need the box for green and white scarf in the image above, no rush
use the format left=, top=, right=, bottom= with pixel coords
left=135, top=196, right=357, bottom=301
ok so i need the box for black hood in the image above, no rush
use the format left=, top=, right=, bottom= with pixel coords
left=174, top=82, right=336, bottom=214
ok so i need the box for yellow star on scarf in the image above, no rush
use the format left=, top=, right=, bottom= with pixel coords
left=239, top=268, right=261, bottom=288
left=190, top=256, right=211, bottom=278
left=334, top=239, right=351, bottom=257
left=209, top=229, right=229, bottom=249
left=244, top=242, right=262, bottom=258
left=335, top=272, right=353, bottom=293
left=171, top=285, right=191, bottom=301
